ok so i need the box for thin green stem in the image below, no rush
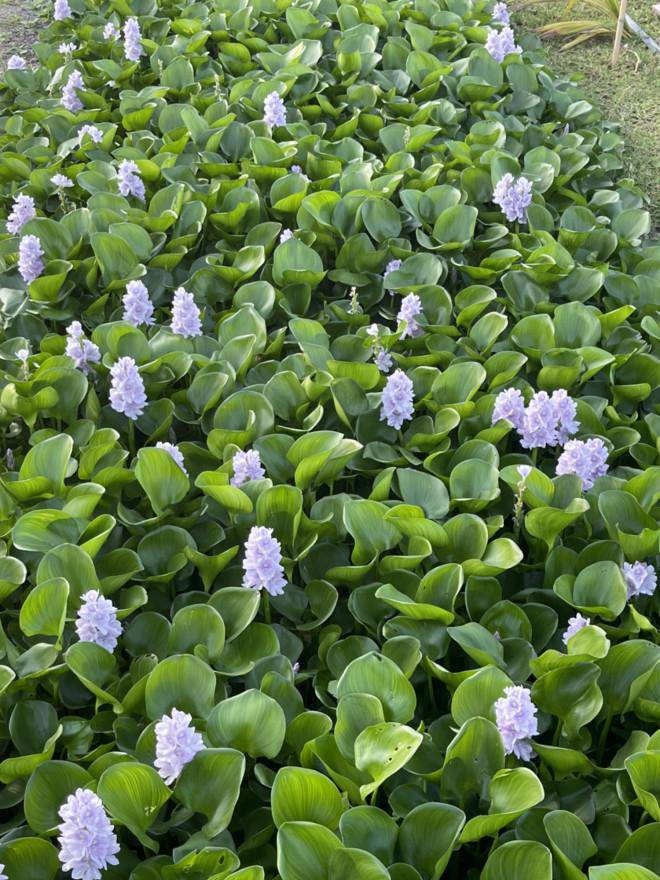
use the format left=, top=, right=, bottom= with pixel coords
left=261, top=591, right=271, bottom=624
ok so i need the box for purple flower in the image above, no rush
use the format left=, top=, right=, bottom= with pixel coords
left=61, top=70, right=84, bottom=112
left=170, top=286, right=202, bottom=338
left=103, top=22, right=119, bottom=40
left=53, top=0, right=71, bottom=21
left=123, top=18, right=144, bottom=62
left=231, top=449, right=265, bottom=487
left=116, top=159, right=145, bottom=201
left=562, top=613, right=590, bottom=646
left=556, top=438, right=608, bottom=490
left=109, top=356, right=147, bottom=421
left=494, top=685, right=538, bottom=761
left=7, top=194, right=36, bottom=234
left=397, top=293, right=423, bottom=338
left=519, top=391, right=558, bottom=449
left=375, top=349, right=393, bottom=373
left=242, top=525, right=287, bottom=596
left=492, top=172, right=532, bottom=223
left=384, top=259, right=402, bottom=278
left=122, top=280, right=154, bottom=326
left=156, top=441, right=187, bottom=475
left=279, top=228, right=293, bottom=244
left=485, top=25, right=522, bottom=62
left=622, top=561, right=657, bottom=599
left=78, top=124, right=103, bottom=144
left=75, top=590, right=122, bottom=652
left=52, top=173, right=73, bottom=188
left=155, top=708, right=205, bottom=785
left=18, top=235, right=44, bottom=284
left=65, top=321, right=101, bottom=373
left=0, top=863, right=6, bottom=880
left=290, top=164, right=308, bottom=181
left=492, top=2, right=510, bottom=24
left=59, top=42, right=76, bottom=56
left=17, top=347, right=30, bottom=363
left=263, top=91, right=286, bottom=127
left=551, top=388, right=579, bottom=444
left=7, top=55, right=27, bottom=70
left=492, top=387, right=525, bottom=431
left=366, top=324, right=379, bottom=338
left=517, top=464, right=532, bottom=481
left=380, top=369, right=414, bottom=430
left=58, top=788, right=120, bottom=880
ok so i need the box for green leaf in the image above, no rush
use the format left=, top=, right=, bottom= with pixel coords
left=271, top=766, right=345, bottom=829
left=207, top=689, right=286, bottom=758
left=98, top=762, right=170, bottom=851
left=174, top=748, right=245, bottom=836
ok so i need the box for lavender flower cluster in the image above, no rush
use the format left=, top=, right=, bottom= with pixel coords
left=58, top=788, right=120, bottom=880
left=75, top=590, right=122, bottom=652
left=65, top=321, right=101, bottom=373
left=231, top=449, right=265, bottom=486
left=242, top=526, right=287, bottom=596
left=155, top=708, right=204, bottom=784
left=495, top=685, right=538, bottom=761
left=380, top=369, right=415, bottom=430
left=263, top=91, right=287, bottom=127
left=492, top=387, right=579, bottom=448
left=492, top=173, right=533, bottom=223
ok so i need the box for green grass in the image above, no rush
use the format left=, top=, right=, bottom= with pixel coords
left=514, top=0, right=660, bottom=230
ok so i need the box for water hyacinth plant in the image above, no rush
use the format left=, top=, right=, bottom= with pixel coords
left=0, top=0, right=657, bottom=878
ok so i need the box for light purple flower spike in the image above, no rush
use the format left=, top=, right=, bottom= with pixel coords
left=231, top=449, right=265, bottom=487
left=492, top=387, right=525, bottom=430
left=279, top=228, right=293, bottom=244
left=156, top=441, right=188, bottom=475
left=155, top=708, right=205, bottom=785
left=18, top=235, right=44, bottom=283
left=384, top=259, right=402, bottom=278
left=551, top=388, right=579, bottom=444
left=117, top=159, right=145, bottom=201
left=53, top=0, right=71, bottom=21
left=380, top=369, right=414, bottom=430
left=75, top=590, right=122, bottom=652
left=65, top=321, right=101, bottom=373
left=492, top=173, right=532, bottom=223
left=109, top=356, right=147, bottom=421
left=122, top=280, right=154, bottom=326
left=517, top=464, right=532, bottom=481
left=492, top=2, right=510, bottom=24
left=622, top=561, right=657, bottom=599
left=0, top=862, right=6, bottom=880
left=78, top=124, right=103, bottom=144
left=7, top=55, right=27, bottom=70
left=520, top=389, right=578, bottom=449
left=123, top=17, right=144, bottom=62
left=170, top=286, right=202, bottom=337
left=485, top=25, right=522, bottom=62
left=59, top=42, right=76, bottom=56
left=563, top=613, right=590, bottom=646
left=62, top=70, right=84, bottom=112
left=243, top=525, right=287, bottom=596
left=397, top=293, right=423, bottom=338
left=556, top=438, right=608, bottom=490
left=494, top=685, right=538, bottom=761
left=52, top=173, right=73, bottom=189
left=103, top=22, right=119, bottom=40
left=58, top=788, right=120, bottom=880
left=263, top=91, right=286, bottom=127
left=7, top=194, right=36, bottom=234
left=374, top=349, right=393, bottom=373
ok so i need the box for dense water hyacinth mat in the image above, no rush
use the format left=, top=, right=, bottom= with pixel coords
left=0, top=0, right=659, bottom=877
